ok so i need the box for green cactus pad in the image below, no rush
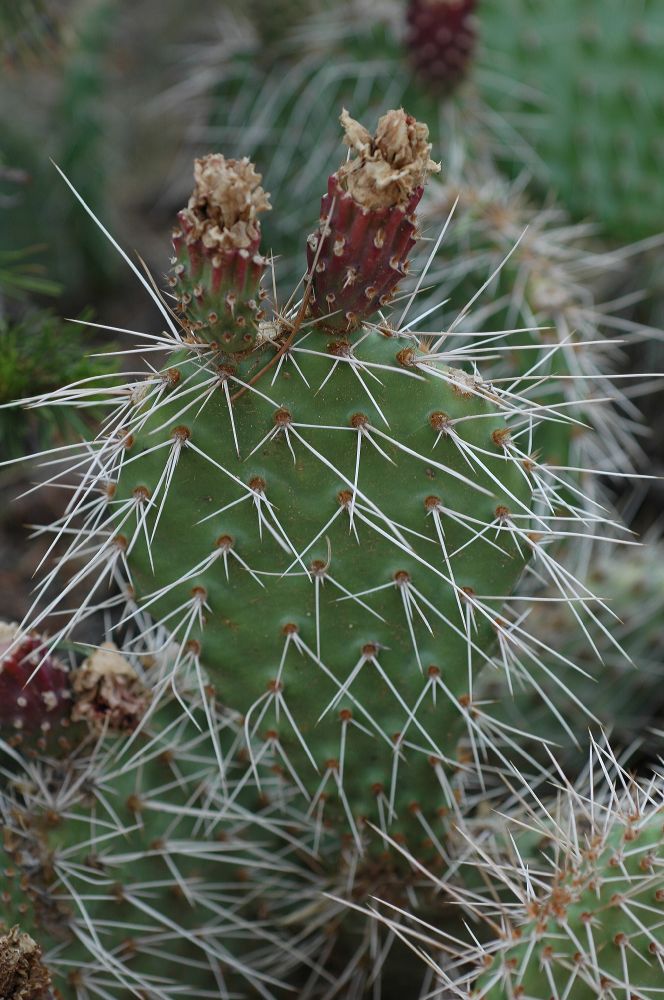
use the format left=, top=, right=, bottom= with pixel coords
left=114, top=327, right=531, bottom=846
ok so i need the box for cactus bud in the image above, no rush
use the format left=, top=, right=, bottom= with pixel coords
left=405, top=0, right=477, bottom=92
left=170, top=155, right=271, bottom=353
left=70, top=642, right=151, bottom=734
left=0, top=623, right=71, bottom=751
left=306, top=108, right=440, bottom=332
left=0, top=926, right=53, bottom=1000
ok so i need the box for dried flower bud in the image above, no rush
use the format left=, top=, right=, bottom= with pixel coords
left=171, top=155, right=271, bottom=353
left=71, top=643, right=151, bottom=734
left=0, top=926, right=53, bottom=1000
left=336, top=108, right=440, bottom=210
left=306, top=109, right=440, bottom=332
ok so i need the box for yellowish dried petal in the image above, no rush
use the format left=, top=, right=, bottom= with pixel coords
left=180, top=155, right=271, bottom=251
left=337, top=108, right=441, bottom=210
left=71, top=642, right=150, bottom=734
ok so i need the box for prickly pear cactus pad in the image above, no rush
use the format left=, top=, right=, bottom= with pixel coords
left=358, top=740, right=664, bottom=999
left=12, top=107, right=624, bottom=860
left=111, top=111, right=537, bottom=846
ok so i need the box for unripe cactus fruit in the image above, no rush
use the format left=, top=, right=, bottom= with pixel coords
left=0, top=926, right=53, bottom=1000
left=170, top=155, right=271, bottom=353
left=406, top=0, right=478, bottom=91
left=0, top=623, right=71, bottom=752
left=306, top=108, right=440, bottom=331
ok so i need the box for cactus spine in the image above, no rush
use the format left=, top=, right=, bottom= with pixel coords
left=355, top=741, right=664, bottom=998
left=473, top=746, right=664, bottom=997
left=477, top=792, right=664, bottom=997
left=478, top=537, right=664, bottom=763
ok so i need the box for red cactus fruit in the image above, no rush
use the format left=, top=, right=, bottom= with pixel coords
left=0, top=623, right=71, bottom=751
left=170, top=155, right=271, bottom=353
left=405, top=0, right=477, bottom=91
left=306, top=108, right=440, bottom=332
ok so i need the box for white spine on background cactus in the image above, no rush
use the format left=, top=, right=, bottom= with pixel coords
left=417, top=153, right=661, bottom=554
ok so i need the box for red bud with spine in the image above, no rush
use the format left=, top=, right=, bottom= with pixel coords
left=306, top=108, right=440, bottom=332
left=170, top=155, right=271, bottom=353
left=0, top=623, right=71, bottom=752
left=406, top=0, right=477, bottom=91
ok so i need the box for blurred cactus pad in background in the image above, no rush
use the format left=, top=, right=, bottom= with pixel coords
left=1, top=1, right=664, bottom=998
left=479, top=0, right=664, bottom=241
